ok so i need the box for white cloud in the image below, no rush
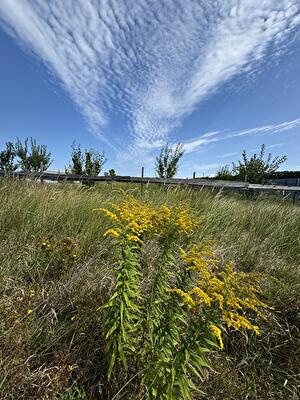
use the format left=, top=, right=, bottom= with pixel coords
left=182, top=118, right=300, bottom=154
left=0, top=0, right=299, bottom=155
left=182, top=131, right=220, bottom=154
left=218, top=152, right=240, bottom=158
left=267, top=142, right=288, bottom=149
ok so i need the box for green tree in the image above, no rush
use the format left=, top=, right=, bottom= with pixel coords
left=89, top=149, right=106, bottom=175
left=70, top=144, right=83, bottom=175
left=0, top=142, right=17, bottom=173
left=215, top=165, right=233, bottom=180
left=69, top=143, right=106, bottom=175
left=108, top=168, right=116, bottom=176
left=155, top=143, right=184, bottom=179
left=15, top=137, right=52, bottom=172
left=232, top=144, right=287, bottom=183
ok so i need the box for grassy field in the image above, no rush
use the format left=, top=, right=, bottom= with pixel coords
left=0, top=179, right=299, bottom=399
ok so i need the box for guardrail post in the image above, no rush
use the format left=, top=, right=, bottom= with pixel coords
left=141, top=166, right=144, bottom=196
left=40, top=161, right=44, bottom=183
left=293, top=179, right=300, bottom=205
left=191, top=172, right=196, bottom=199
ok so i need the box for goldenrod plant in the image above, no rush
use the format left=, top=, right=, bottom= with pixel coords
left=96, top=195, right=269, bottom=399
left=94, top=197, right=196, bottom=379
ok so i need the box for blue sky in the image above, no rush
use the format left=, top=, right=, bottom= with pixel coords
left=0, top=1, right=300, bottom=177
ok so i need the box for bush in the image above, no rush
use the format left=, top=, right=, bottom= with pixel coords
left=231, top=144, right=287, bottom=183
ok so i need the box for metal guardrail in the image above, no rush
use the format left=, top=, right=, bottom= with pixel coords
left=1, top=170, right=300, bottom=193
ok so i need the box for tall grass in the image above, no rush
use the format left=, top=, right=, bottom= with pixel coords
left=0, top=179, right=299, bottom=399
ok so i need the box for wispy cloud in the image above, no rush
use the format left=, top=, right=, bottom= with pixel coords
left=218, top=152, right=240, bottom=159
left=267, top=142, right=288, bottom=149
left=183, top=118, right=300, bottom=153
left=0, top=1, right=299, bottom=154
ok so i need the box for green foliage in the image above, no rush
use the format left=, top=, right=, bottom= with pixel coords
left=266, top=170, right=300, bottom=180
left=215, top=165, right=232, bottom=180
left=232, top=144, right=287, bottom=183
left=60, top=386, right=87, bottom=400
left=144, top=318, right=212, bottom=400
left=15, top=137, right=52, bottom=171
left=70, top=143, right=83, bottom=175
left=155, top=143, right=184, bottom=178
left=101, top=234, right=213, bottom=399
left=69, top=143, right=106, bottom=175
left=213, top=144, right=288, bottom=183
left=104, top=169, right=116, bottom=177
left=101, top=240, right=142, bottom=379
left=0, top=141, right=17, bottom=173
left=141, top=247, right=212, bottom=400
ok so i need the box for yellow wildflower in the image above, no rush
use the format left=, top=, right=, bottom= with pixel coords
left=67, top=364, right=77, bottom=372
left=27, top=309, right=33, bottom=315
left=104, top=228, right=120, bottom=238
left=212, top=293, right=224, bottom=309
left=171, top=288, right=195, bottom=308
left=126, top=235, right=143, bottom=244
left=42, top=239, right=52, bottom=251
left=190, top=287, right=212, bottom=306
left=210, top=324, right=224, bottom=349
left=223, top=312, right=260, bottom=335
left=176, top=244, right=268, bottom=338
left=94, top=208, right=120, bottom=223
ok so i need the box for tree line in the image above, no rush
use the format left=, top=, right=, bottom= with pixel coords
left=154, top=143, right=291, bottom=184
left=0, top=138, right=52, bottom=173
left=0, top=138, right=111, bottom=176
left=0, top=137, right=184, bottom=178
left=0, top=138, right=293, bottom=183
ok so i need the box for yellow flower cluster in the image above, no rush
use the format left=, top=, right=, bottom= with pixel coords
left=173, top=205, right=197, bottom=234
left=174, top=244, right=269, bottom=346
left=42, top=239, right=52, bottom=251
left=41, top=237, right=77, bottom=260
left=222, top=312, right=260, bottom=335
left=61, top=237, right=77, bottom=258
left=210, top=324, right=224, bottom=349
left=95, top=196, right=196, bottom=244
